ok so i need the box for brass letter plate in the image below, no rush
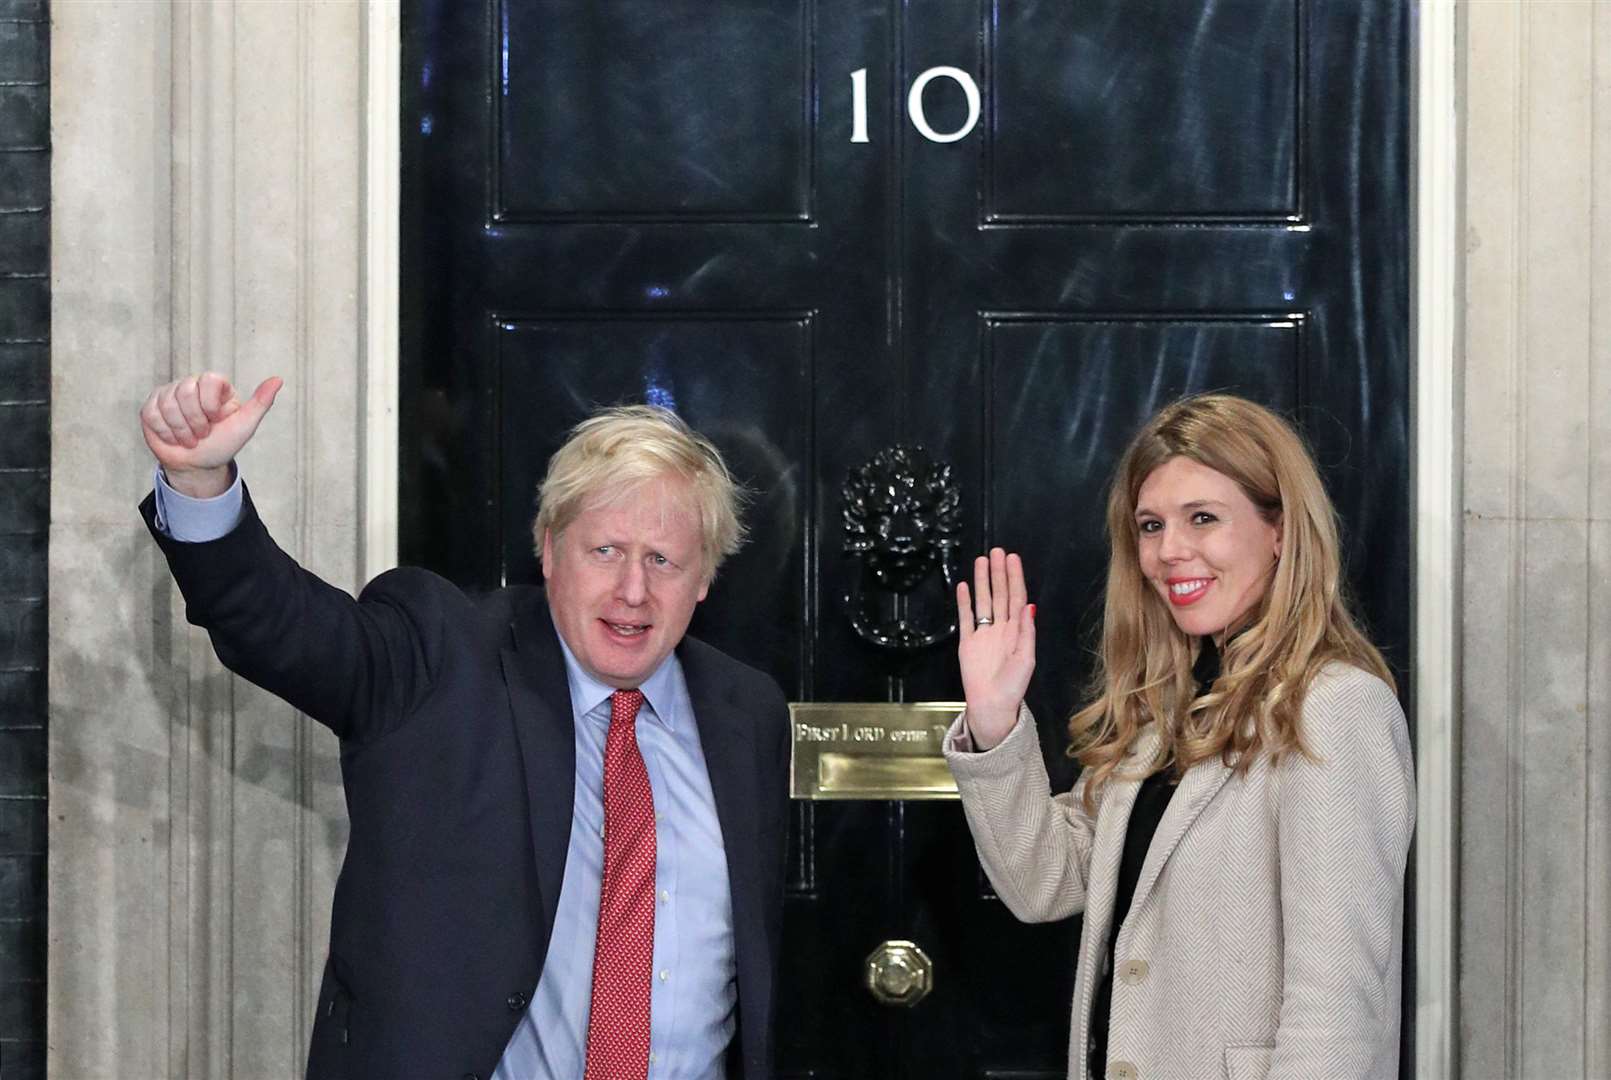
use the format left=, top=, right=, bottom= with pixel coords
left=790, top=702, right=964, bottom=800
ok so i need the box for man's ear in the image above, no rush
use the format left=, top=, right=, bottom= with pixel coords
left=541, top=529, right=554, bottom=581
left=696, top=557, right=712, bottom=603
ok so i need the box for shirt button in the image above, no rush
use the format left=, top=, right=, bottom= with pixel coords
left=659, top=890, right=669, bottom=903
left=649, top=1052, right=658, bottom=1064
left=659, top=969, right=669, bottom=981
left=506, top=990, right=527, bottom=1011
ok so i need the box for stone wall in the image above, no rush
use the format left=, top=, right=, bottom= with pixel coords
left=1458, top=4, right=1611, bottom=1077
left=49, top=5, right=363, bottom=1075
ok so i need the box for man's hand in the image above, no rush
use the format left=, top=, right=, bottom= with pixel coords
left=140, top=373, right=282, bottom=498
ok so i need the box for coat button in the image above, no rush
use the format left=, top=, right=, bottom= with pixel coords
left=1107, top=1062, right=1138, bottom=1080
left=506, top=991, right=528, bottom=1011
left=1119, top=958, right=1149, bottom=985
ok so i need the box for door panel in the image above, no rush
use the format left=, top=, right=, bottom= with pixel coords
left=401, top=2, right=1410, bottom=1075
left=986, top=1, right=1300, bottom=220
left=496, top=0, right=812, bottom=221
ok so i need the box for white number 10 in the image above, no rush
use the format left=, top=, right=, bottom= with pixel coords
left=850, top=66, right=982, bottom=144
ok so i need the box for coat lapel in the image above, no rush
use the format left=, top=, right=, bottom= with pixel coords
left=1073, top=726, right=1156, bottom=1032
left=1126, top=741, right=1234, bottom=919
left=1072, top=725, right=1236, bottom=1054
left=1081, top=745, right=1146, bottom=948
left=500, top=593, right=578, bottom=937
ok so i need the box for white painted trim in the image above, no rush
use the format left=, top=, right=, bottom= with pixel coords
left=362, top=0, right=401, bottom=579
left=1413, top=3, right=1461, bottom=1077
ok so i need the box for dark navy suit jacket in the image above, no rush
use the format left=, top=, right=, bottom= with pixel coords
left=142, top=487, right=791, bottom=1080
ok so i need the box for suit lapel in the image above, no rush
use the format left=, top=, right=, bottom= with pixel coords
left=678, top=637, right=760, bottom=902
left=500, top=594, right=578, bottom=937
left=677, top=636, right=767, bottom=1023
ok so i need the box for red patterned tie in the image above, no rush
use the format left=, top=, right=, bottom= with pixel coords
left=584, top=689, right=656, bottom=1080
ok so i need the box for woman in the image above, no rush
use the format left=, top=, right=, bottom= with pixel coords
left=944, top=395, right=1414, bottom=1080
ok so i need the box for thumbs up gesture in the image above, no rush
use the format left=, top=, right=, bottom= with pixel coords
left=140, top=372, right=283, bottom=497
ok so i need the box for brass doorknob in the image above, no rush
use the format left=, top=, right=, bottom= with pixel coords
left=864, top=939, right=933, bottom=1007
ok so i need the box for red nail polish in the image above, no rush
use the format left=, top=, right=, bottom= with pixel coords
left=1027, top=604, right=1036, bottom=617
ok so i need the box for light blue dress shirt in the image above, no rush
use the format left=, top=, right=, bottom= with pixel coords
left=150, top=463, right=245, bottom=540
left=153, top=467, right=738, bottom=1079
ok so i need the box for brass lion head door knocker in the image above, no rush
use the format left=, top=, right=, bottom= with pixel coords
left=841, top=445, right=961, bottom=651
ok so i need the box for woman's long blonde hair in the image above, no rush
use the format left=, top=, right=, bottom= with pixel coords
left=1070, top=394, right=1392, bottom=809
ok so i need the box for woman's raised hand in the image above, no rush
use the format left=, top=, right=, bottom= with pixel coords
left=956, top=548, right=1036, bottom=750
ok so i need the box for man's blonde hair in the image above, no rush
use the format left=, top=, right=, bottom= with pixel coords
left=532, top=405, right=747, bottom=580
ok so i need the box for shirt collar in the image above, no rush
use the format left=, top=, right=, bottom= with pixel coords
left=551, top=614, right=682, bottom=730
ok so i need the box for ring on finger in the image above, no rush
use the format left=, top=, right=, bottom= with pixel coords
left=975, top=616, right=994, bottom=627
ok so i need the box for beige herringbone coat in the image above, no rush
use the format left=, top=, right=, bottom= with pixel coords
left=945, top=662, right=1415, bottom=1080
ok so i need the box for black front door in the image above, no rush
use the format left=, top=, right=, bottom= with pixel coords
left=400, top=2, right=1409, bottom=1076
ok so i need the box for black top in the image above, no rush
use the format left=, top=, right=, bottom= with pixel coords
left=1086, top=635, right=1221, bottom=1079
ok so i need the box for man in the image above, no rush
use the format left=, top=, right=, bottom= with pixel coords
left=139, top=372, right=791, bottom=1080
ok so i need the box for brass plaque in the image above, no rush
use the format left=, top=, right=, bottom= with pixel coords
left=790, top=702, right=964, bottom=800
